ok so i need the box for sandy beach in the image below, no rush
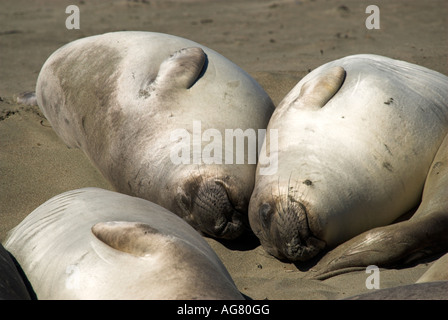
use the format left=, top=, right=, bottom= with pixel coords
left=1, top=0, right=447, bottom=300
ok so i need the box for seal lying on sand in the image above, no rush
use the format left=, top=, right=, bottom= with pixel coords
left=35, top=31, right=274, bottom=240
left=249, top=54, right=448, bottom=274
left=3, top=188, right=244, bottom=300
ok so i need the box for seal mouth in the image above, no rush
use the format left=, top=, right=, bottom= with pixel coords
left=177, top=179, right=245, bottom=240
left=256, top=199, right=326, bottom=261
left=210, top=209, right=244, bottom=240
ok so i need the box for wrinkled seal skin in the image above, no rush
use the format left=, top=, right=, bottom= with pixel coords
left=36, top=31, right=274, bottom=240
left=0, top=243, right=32, bottom=300
left=3, top=188, right=244, bottom=300
left=249, top=54, right=448, bottom=266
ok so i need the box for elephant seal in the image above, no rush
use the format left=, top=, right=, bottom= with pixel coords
left=3, top=188, right=244, bottom=300
left=0, top=243, right=32, bottom=300
left=249, top=54, right=448, bottom=267
left=345, top=281, right=448, bottom=300
left=35, top=31, right=274, bottom=240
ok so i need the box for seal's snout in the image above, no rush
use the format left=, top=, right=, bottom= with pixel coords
left=180, top=179, right=246, bottom=240
left=255, top=199, right=326, bottom=262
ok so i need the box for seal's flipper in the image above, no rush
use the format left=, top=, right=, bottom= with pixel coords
left=92, top=221, right=169, bottom=257
left=155, top=47, right=207, bottom=90
left=289, top=66, right=346, bottom=111
left=306, top=212, right=448, bottom=280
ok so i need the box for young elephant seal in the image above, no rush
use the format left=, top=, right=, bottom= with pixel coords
left=35, top=31, right=275, bottom=240
left=3, top=188, right=244, bottom=300
left=249, top=54, right=448, bottom=267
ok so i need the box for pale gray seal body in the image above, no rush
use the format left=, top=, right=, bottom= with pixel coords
left=345, top=281, right=448, bottom=300
left=249, top=54, right=448, bottom=268
left=310, top=131, right=448, bottom=278
left=3, top=188, right=243, bottom=300
left=0, top=243, right=31, bottom=300
left=35, top=31, right=274, bottom=240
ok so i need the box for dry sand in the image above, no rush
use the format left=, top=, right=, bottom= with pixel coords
left=1, top=0, right=447, bottom=300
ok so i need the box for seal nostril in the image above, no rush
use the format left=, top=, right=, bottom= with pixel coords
left=190, top=179, right=245, bottom=239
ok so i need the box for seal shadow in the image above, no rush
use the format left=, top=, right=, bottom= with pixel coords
left=389, top=251, right=447, bottom=271
left=292, top=251, right=329, bottom=272
left=188, top=51, right=209, bottom=89
left=205, top=228, right=261, bottom=252
left=7, top=251, right=38, bottom=300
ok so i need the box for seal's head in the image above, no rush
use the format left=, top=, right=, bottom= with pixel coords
left=249, top=193, right=325, bottom=261
left=175, top=174, right=248, bottom=240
